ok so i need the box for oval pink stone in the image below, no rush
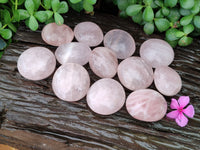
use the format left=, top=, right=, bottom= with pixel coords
left=89, top=47, right=118, bottom=78
left=117, top=57, right=153, bottom=91
left=126, top=89, right=167, bottom=122
left=52, top=63, right=90, bottom=101
left=154, top=66, right=182, bottom=96
left=74, top=22, right=103, bottom=47
left=87, top=78, right=125, bottom=115
left=55, top=42, right=91, bottom=65
left=42, top=23, right=74, bottom=46
left=17, top=47, right=56, bottom=81
left=140, top=39, right=174, bottom=68
left=104, top=29, right=136, bottom=59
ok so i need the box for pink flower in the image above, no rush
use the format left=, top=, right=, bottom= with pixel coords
left=166, top=96, right=195, bottom=127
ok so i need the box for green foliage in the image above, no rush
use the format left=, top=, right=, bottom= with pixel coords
left=115, top=0, right=200, bottom=47
left=0, top=0, right=97, bottom=57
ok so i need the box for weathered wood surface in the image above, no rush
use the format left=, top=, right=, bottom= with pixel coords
left=0, top=11, right=200, bottom=150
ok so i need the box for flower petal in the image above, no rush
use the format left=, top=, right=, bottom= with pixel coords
left=175, top=113, right=188, bottom=127
left=178, top=96, right=190, bottom=108
left=183, top=105, right=195, bottom=118
left=170, top=98, right=179, bottom=109
left=166, top=110, right=179, bottom=119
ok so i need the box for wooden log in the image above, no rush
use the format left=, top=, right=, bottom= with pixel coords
left=0, top=11, right=200, bottom=150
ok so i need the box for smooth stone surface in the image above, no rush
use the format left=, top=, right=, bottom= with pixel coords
left=87, top=78, right=125, bottom=115
left=74, top=22, right=103, bottom=47
left=154, top=66, right=182, bottom=96
left=42, top=23, right=74, bottom=46
left=117, top=57, right=153, bottom=91
left=55, top=42, right=91, bottom=65
left=52, top=63, right=90, bottom=101
left=140, top=38, right=174, bottom=68
left=89, top=47, right=118, bottom=78
left=104, top=29, right=136, bottom=59
left=126, top=89, right=167, bottom=122
left=17, top=47, right=56, bottom=81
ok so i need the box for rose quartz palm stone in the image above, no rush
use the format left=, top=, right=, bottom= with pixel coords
left=52, top=63, right=90, bottom=101
left=89, top=47, right=118, bottom=78
left=55, top=42, right=91, bottom=65
left=118, top=57, right=153, bottom=91
left=126, top=89, right=167, bottom=122
left=42, top=23, right=74, bottom=46
left=154, top=66, right=182, bottom=96
left=140, top=39, right=174, bottom=68
left=74, top=22, right=103, bottom=47
left=104, top=29, right=136, bottom=59
left=87, top=78, right=125, bottom=115
left=17, top=47, right=56, bottom=81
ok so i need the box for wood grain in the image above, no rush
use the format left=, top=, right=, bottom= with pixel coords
left=0, top=11, right=200, bottom=150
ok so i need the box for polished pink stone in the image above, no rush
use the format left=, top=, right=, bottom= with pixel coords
left=154, top=66, right=182, bottom=96
left=17, top=47, right=56, bottom=81
left=55, top=42, right=91, bottom=65
left=140, top=39, right=174, bottom=68
left=117, top=57, right=153, bottom=91
left=89, top=47, right=118, bottom=78
left=41, top=23, right=74, bottom=46
left=52, top=63, right=90, bottom=101
left=126, top=89, right=167, bottom=122
left=87, top=78, right=125, bottom=115
left=74, top=22, right=103, bottom=47
left=104, top=29, right=136, bottom=59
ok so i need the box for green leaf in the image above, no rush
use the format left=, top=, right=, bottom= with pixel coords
left=69, top=0, right=83, bottom=12
left=12, top=9, right=20, bottom=22
left=45, top=16, right=54, bottom=24
left=167, top=8, right=180, bottom=22
left=8, top=23, right=17, bottom=32
left=0, top=0, right=8, bottom=3
left=165, top=38, right=178, bottom=48
left=25, top=0, right=35, bottom=15
left=18, top=9, right=30, bottom=20
left=165, top=28, right=179, bottom=41
left=175, top=30, right=185, bottom=38
left=155, top=9, right=164, bottom=18
left=117, top=0, right=128, bottom=11
left=180, top=15, right=193, bottom=26
left=179, top=8, right=191, bottom=16
left=0, top=29, right=12, bottom=39
left=54, top=12, right=64, bottom=25
left=128, top=0, right=136, bottom=4
left=191, top=4, right=200, bottom=14
left=57, top=1, right=69, bottom=14
left=194, top=16, right=200, bottom=28
left=0, top=22, right=2, bottom=28
left=45, top=10, right=53, bottom=19
left=178, top=36, right=193, bottom=46
left=34, top=11, right=48, bottom=23
left=3, top=9, right=11, bottom=23
left=155, top=18, right=170, bottom=32
left=51, top=0, right=60, bottom=12
left=143, top=6, right=154, bottom=22
left=161, top=7, right=169, bottom=16
left=43, top=0, right=51, bottom=9
left=180, top=0, right=194, bottom=9
left=28, top=15, right=38, bottom=31
left=86, top=0, right=96, bottom=5
left=0, top=51, right=4, bottom=58
left=33, top=0, right=40, bottom=10
left=70, top=0, right=82, bottom=4
left=151, top=1, right=158, bottom=8
left=132, top=11, right=143, bottom=24
left=126, top=4, right=143, bottom=16
left=143, top=22, right=154, bottom=35
left=143, top=0, right=152, bottom=5
left=154, top=0, right=163, bottom=7
left=183, top=24, right=194, bottom=34
left=0, top=38, right=7, bottom=50
left=119, top=11, right=128, bottom=18
left=83, top=0, right=93, bottom=12
left=164, top=0, right=177, bottom=7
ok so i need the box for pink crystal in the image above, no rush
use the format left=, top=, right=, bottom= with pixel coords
left=154, top=66, right=182, bottom=96
left=17, top=47, right=56, bottom=81
left=74, top=22, right=103, bottom=47
left=117, top=57, right=153, bottom=91
left=55, top=42, right=91, bottom=65
left=126, top=89, right=167, bottom=122
left=52, top=63, right=90, bottom=101
left=87, top=78, right=125, bottom=115
left=104, top=29, right=136, bottom=59
left=140, top=39, right=174, bottom=68
left=89, top=47, right=118, bottom=78
left=41, top=23, right=74, bottom=46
